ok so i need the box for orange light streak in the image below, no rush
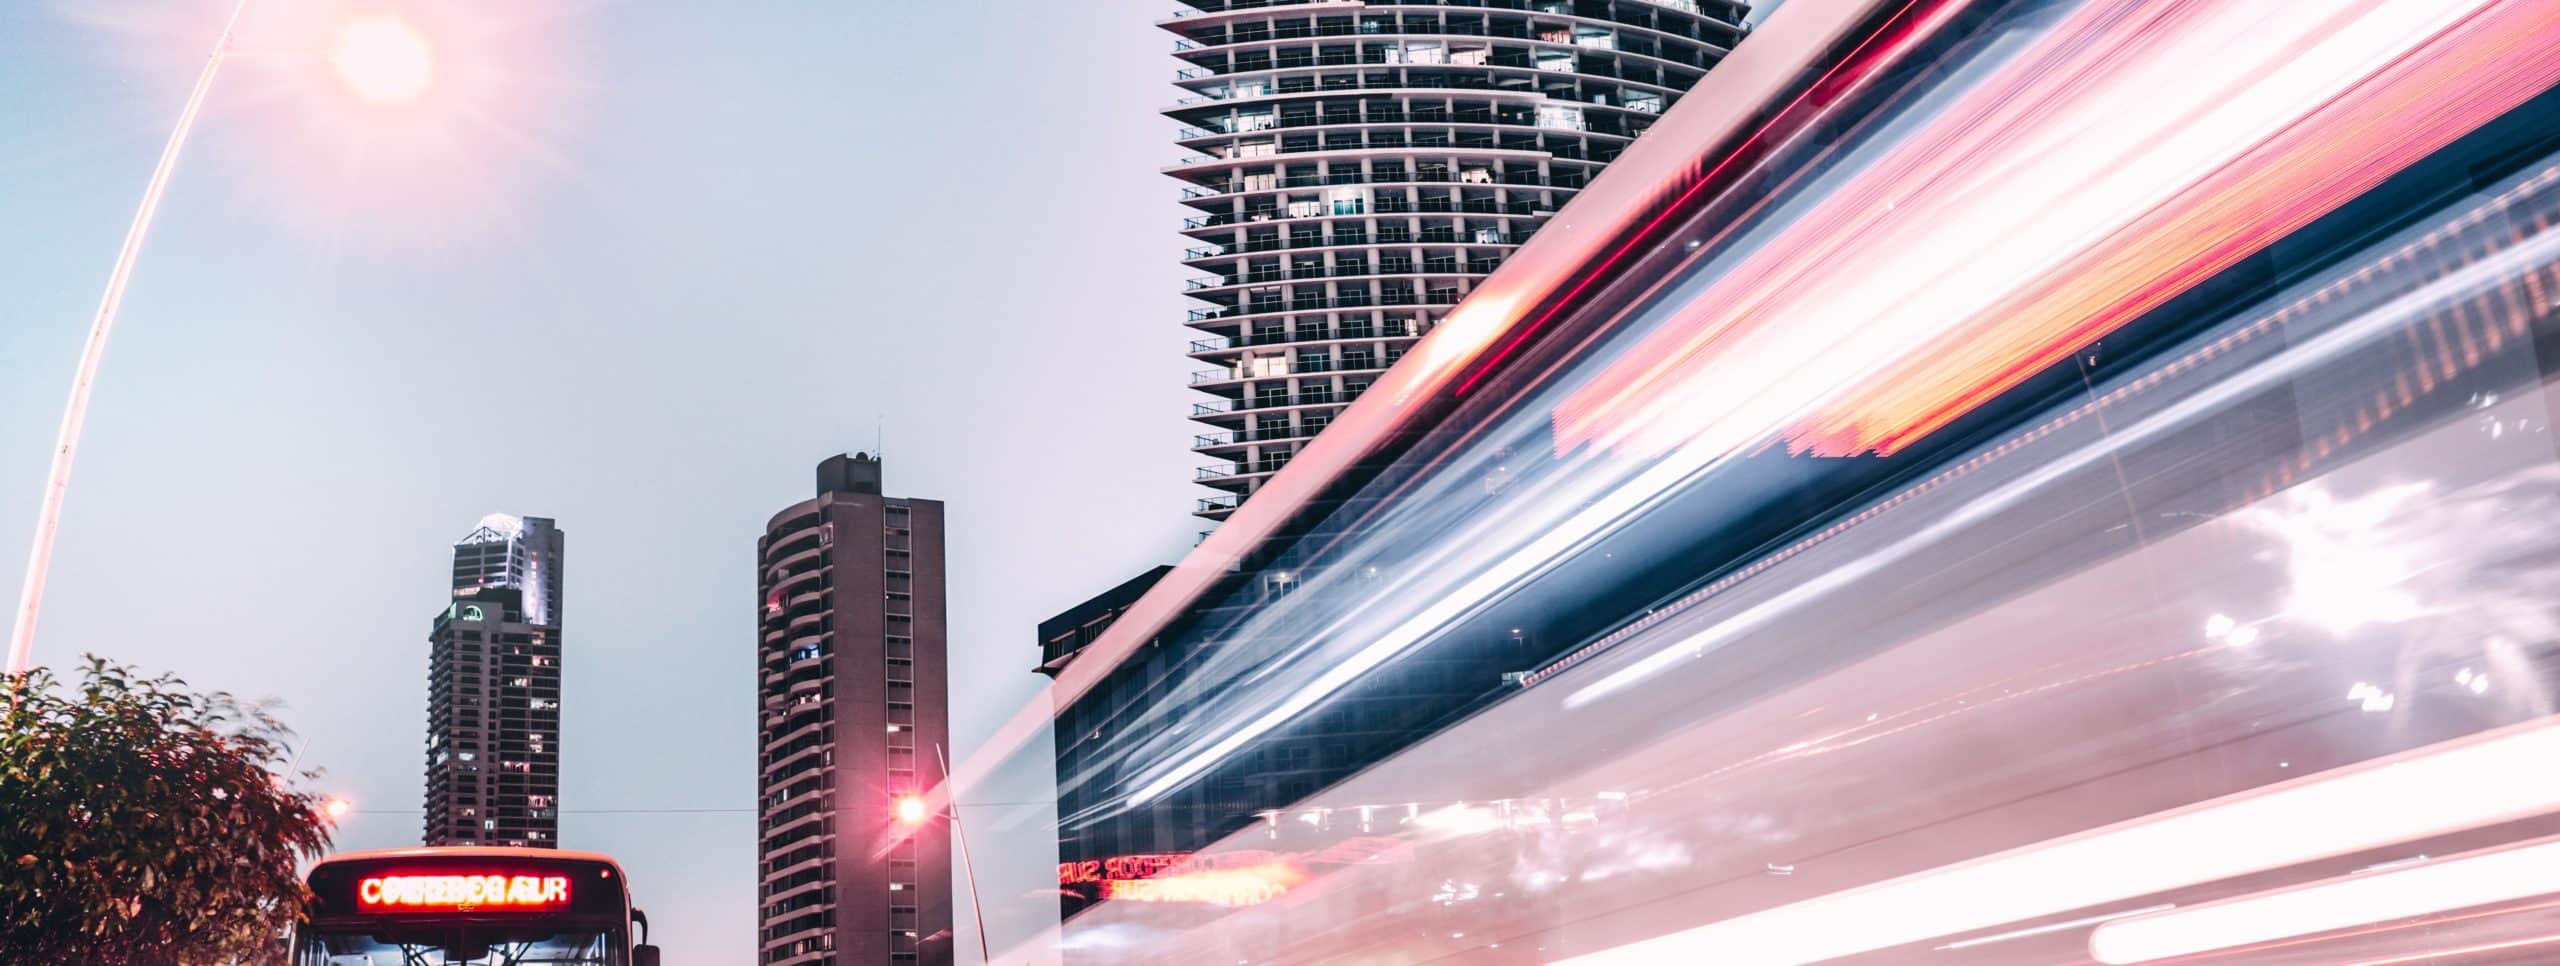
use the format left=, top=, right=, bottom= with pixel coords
left=1553, top=0, right=2560, bottom=461
left=1098, top=862, right=1305, bottom=907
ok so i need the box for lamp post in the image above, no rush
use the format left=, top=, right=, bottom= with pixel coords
left=6, top=3, right=434, bottom=675
left=911, top=745, right=993, bottom=965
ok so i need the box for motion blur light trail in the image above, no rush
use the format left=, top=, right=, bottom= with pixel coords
left=1020, top=0, right=2560, bottom=961
left=927, top=0, right=1910, bottom=838
left=6, top=0, right=251, bottom=677
left=1551, top=0, right=2560, bottom=461
left=1563, top=718, right=2560, bottom=966
left=1565, top=201, right=2560, bottom=710
left=2087, top=832, right=2560, bottom=963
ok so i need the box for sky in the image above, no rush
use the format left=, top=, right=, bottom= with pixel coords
left=0, top=1, right=1197, bottom=960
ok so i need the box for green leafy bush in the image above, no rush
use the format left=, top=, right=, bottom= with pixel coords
left=3, top=656, right=333, bottom=964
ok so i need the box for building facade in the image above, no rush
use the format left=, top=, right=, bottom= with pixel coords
left=1169, top=0, right=1749, bottom=519
left=423, top=515, right=565, bottom=849
left=1037, top=566, right=1172, bottom=678
left=756, top=454, right=954, bottom=966
left=1047, top=567, right=1503, bottom=929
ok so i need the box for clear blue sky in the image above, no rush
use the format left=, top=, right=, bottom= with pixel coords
left=0, top=1, right=1194, bottom=960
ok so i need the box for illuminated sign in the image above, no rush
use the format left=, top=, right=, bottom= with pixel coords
left=357, top=874, right=571, bottom=913
left=1059, top=838, right=1405, bottom=907
left=1059, top=853, right=1188, bottom=885
left=1100, top=863, right=1304, bottom=907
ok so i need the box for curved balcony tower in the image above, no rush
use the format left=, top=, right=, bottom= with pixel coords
left=755, top=454, right=953, bottom=966
left=1166, top=0, right=1749, bottom=520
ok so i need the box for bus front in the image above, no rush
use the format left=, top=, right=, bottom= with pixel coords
left=295, top=847, right=652, bottom=966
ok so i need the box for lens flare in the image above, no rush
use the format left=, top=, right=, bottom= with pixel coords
left=331, top=17, right=432, bottom=104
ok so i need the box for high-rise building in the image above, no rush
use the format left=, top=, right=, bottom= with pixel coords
left=423, top=514, right=565, bottom=849
left=1036, top=565, right=1171, bottom=678
left=756, top=454, right=953, bottom=966
left=1168, top=0, right=1750, bottom=519
left=451, top=512, right=564, bottom=625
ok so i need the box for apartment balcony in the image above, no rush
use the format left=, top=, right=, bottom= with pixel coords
left=1170, top=35, right=1720, bottom=88
left=1183, top=202, right=1557, bottom=232
left=1193, top=422, right=1331, bottom=454
left=1194, top=461, right=1277, bottom=490
left=1190, top=384, right=1379, bottom=428
left=1171, top=121, right=1635, bottom=169
left=1190, top=352, right=1399, bottom=391
left=1163, top=3, right=1746, bottom=56
left=1184, top=232, right=1524, bottom=265
left=1175, top=161, right=1593, bottom=201
left=1184, top=260, right=1499, bottom=296
left=1188, top=321, right=1425, bottom=357
left=1165, top=69, right=1684, bottom=113
left=1188, top=286, right=1468, bottom=326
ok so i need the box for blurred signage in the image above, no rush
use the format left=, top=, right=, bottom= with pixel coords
left=1058, top=837, right=1407, bottom=907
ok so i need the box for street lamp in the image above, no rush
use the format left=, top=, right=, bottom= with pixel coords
left=6, top=2, right=435, bottom=676
left=892, top=747, right=994, bottom=965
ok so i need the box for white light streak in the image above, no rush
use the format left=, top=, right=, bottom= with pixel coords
left=9, top=0, right=253, bottom=676
left=1565, top=212, right=2560, bottom=710
left=2089, top=835, right=2560, bottom=963
left=1125, top=427, right=1737, bottom=805
left=1559, top=718, right=2560, bottom=966
left=1935, top=904, right=2173, bottom=951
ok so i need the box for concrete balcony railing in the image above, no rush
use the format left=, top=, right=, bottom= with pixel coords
left=1190, top=322, right=1422, bottom=353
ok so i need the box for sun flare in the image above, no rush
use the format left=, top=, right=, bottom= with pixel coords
left=330, top=16, right=432, bottom=104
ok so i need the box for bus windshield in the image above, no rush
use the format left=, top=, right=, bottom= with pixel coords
left=295, top=848, right=636, bottom=966
left=295, top=926, right=621, bottom=965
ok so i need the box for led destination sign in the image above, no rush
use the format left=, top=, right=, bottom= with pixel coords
left=356, top=873, right=573, bottom=913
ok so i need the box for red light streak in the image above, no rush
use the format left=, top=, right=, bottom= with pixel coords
left=1452, top=0, right=1954, bottom=400
left=1527, top=159, right=2560, bottom=692
left=1551, top=0, right=2560, bottom=463
left=923, top=0, right=1925, bottom=851
left=356, top=873, right=571, bottom=913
